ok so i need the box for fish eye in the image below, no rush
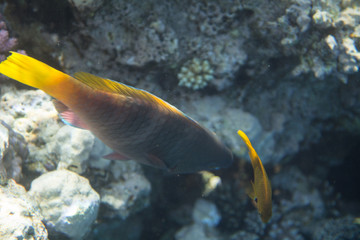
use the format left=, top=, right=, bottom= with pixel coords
left=254, top=197, right=258, bottom=203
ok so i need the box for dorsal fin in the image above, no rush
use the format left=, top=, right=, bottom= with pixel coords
left=73, top=72, right=185, bottom=115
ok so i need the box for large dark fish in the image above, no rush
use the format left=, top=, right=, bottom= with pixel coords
left=0, top=52, right=233, bottom=173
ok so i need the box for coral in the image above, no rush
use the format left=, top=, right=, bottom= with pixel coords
left=183, top=35, right=247, bottom=90
left=63, top=0, right=180, bottom=73
left=99, top=169, right=151, bottom=219
left=0, top=179, right=48, bottom=240
left=175, top=198, right=221, bottom=240
left=54, top=125, right=95, bottom=173
left=60, top=0, right=247, bottom=91
left=188, top=1, right=241, bottom=37
left=281, top=1, right=360, bottom=82
left=192, top=199, right=221, bottom=227
left=28, top=170, right=100, bottom=240
left=178, top=58, right=214, bottom=90
left=177, top=95, right=276, bottom=164
left=3, top=1, right=360, bottom=239
left=271, top=167, right=326, bottom=218
left=312, top=216, right=360, bottom=240
left=0, top=16, right=17, bottom=58
left=0, top=86, right=101, bottom=175
left=0, top=14, right=26, bottom=83
left=0, top=87, right=66, bottom=174
left=175, top=223, right=220, bottom=240
left=200, top=171, right=222, bottom=196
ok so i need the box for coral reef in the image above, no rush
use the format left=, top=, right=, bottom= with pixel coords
left=1, top=0, right=360, bottom=239
left=240, top=0, right=360, bottom=83
left=28, top=169, right=100, bottom=240
left=0, top=179, right=48, bottom=240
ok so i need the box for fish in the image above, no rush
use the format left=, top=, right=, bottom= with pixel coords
left=0, top=52, right=233, bottom=173
left=237, top=130, right=272, bottom=223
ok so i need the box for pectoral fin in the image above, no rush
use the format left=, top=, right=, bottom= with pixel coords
left=53, top=99, right=89, bottom=129
left=146, top=154, right=168, bottom=170
left=103, top=152, right=131, bottom=161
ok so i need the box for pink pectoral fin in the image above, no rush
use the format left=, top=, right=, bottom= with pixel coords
left=146, top=154, right=168, bottom=169
left=103, top=152, right=131, bottom=161
left=52, top=99, right=89, bottom=130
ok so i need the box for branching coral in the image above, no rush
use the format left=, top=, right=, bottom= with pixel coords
left=177, top=58, right=214, bottom=90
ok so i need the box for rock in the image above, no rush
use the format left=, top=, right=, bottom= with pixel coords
left=193, top=199, right=221, bottom=227
left=28, top=170, right=100, bottom=240
left=69, top=0, right=103, bottom=13
left=229, top=231, right=260, bottom=240
left=55, top=125, right=95, bottom=173
left=0, top=87, right=61, bottom=174
left=175, top=199, right=221, bottom=240
left=100, top=169, right=151, bottom=219
left=175, top=223, right=220, bottom=240
left=0, top=179, right=48, bottom=240
left=0, top=120, right=28, bottom=184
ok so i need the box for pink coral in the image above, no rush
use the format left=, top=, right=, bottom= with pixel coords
left=0, top=19, right=17, bottom=60
left=0, top=15, right=26, bottom=81
left=0, top=29, right=17, bottom=51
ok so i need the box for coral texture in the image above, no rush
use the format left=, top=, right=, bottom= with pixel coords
left=28, top=170, right=100, bottom=240
left=0, top=179, right=48, bottom=240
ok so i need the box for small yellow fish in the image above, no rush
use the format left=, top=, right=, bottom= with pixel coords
left=0, top=52, right=233, bottom=173
left=237, top=130, right=272, bottom=223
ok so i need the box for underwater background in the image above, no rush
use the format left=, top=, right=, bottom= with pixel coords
left=0, top=0, right=360, bottom=239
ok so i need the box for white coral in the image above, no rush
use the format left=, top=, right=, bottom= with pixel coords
left=177, top=58, right=214, bottom=90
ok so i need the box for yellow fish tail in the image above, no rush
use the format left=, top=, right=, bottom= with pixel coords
left=237, top=130, right=258, bottom=162
left=0, top=52, right=73, bottom=99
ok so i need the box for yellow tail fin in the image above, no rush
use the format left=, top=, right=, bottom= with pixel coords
left=0, top=52, right=71, bottom=95
left=237, top=130, right=258, bottom=161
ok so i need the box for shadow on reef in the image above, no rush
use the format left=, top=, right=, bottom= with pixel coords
left=1, top=0, right=75, bottom=35
left=328, top=137, right=360, bottom=206
left=292, top=130, right=360, bottom=216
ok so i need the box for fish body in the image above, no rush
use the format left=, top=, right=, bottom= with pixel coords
left=0, top=52, right=233, bottom=173
left=237, top=130, right=272, bottom=223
